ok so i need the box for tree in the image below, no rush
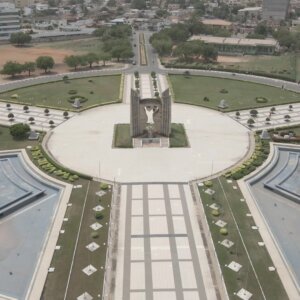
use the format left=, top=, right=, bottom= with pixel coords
left=6, top=103, right=11, bottom=110
left=44, top=108, right=50, bottom=115
left=270, top=107, right=276, bottom=113
left=265, top=117, right=271, bottom=123
left=63, top=111, right=69, bottom=118
left=289, top=104, right=293, bottom=111
left=8, top=113, right=14, bottom=121
left=9, top=123, right=30, bottom=139
left=64, top=55, right=81, bottom=70
left=23, top=62, right=35, bottom=76
left=98, top=52, right=111, bottom=66
left=23, top=105, right=29, bottom=113
left=28, top=116, right=35, bottom=124
left=1, top=61, right=23, bottom=77
left=151, top=37, right=172, bottom=56
left=202, top=45, right=218, bottom=62
left=10, top=32, right=32, bottom=46
left=247, top=118, right=255, bottom=127
left=131, top=0, right=146, bottom=10
left=84, top=53, right=99, bottom=68
left=284, top=114, right=291, bottom=121
left=49, top=120, right=55, bottom=127
left=235, top=111, right=240, bottom=119
left=250, top=109, right=258, bottom=117
left=36, top=56, right=55, bottom=73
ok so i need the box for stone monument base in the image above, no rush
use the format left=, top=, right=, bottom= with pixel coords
left=133, top=137, right=169, bottom=148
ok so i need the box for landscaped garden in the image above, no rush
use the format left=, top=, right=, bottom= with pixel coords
left=0, top=75, right=121, bottom=110
left=0, top=125, right=112, bottom=300
left=169, top=74, right=300, bottom=111
left=198, top=177, right=288, bottom=300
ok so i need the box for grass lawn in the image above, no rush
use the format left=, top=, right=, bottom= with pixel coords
left=220, top=53, right=297, bottom=81
left=43, top=180, right=112, bottom=300
left=0, top=125, right=40, bottom=150
left=169, top=123, right=189, bottom=147
left=113, top=124, right=133, bottom=148
left=169, top=74, right=300, bottom=111
left=35, top=37, right=104, bottom=54
left=199, top=177, right=288, bottom=299
left=0, top=75, right=121, bottom=110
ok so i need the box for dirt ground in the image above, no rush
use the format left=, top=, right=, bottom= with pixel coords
left=0, top=44, right=76, bottom=82
left=217, top=55, right=250, bottom=63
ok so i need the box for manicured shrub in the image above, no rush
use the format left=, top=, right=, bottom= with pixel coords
left=220, top=228, right=228, bottom=235
left=219, top=89, right=228, bottom=94
left=204, top=180, right=213, bottom=187
left=9, top=123, right=30, bottom=139
left=94, top=211, right=103, bottom=219
left=255, top=97, right=268, bottom=103
left=68, top=89, right=77, bottom=95
left=91, top=232, right=99, bottom=239
left=211, top=209, right=220, bottom=216
left=100, top=183, right=109, bottom=190
left=68, top=95, right=88, bottom=103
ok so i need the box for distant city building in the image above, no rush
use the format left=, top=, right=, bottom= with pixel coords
left=190, top=35, right=279, bottom=55
left=0, top=3, right=20, bottom=38
left=262, top=0, right=290, bottom=21
left=201, top=18, right=233, bottom=30
left=15, top=0, right=34, bottom=9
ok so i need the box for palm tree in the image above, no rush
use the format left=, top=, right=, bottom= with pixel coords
left=44, top=108, right=50, bottom=116
left=28, top=116, right=35, bottom=124
left=8, top=112, right=14, bottom=121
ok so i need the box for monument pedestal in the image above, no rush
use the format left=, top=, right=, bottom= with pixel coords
left=132, top=137, right=169, bottom=148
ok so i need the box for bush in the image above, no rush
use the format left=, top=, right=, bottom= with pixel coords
left=68, top=95, right=88, bottom=103
left=10, top=123, right=30, bottom=139
left=100, top=183, right=109, bottom=190
left=134, top=71, right=139, bottom=78
left=91, top=232, right=99, bottom=239
left=151, top=71, right=156, bottom=78
left=154, top=91, right=159, bottom=97
left=255, top=97, right=268, bottom=103
left=68, top=89, right=77, bottom=95
left=94, top=211, right=104, bottom=219
left=90, top=91, right=94, bottom=94
left=204, top=180, right=213, bottom=187
left=220, top=228, right=228, bottom=235
left=219, top=89, right=228, bottom=94
left=211, top=209, right=220, bottom=216
left=203, top=96, right=210, bottom=102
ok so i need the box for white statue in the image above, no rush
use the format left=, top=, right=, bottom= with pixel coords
left=144, top=106, right=158, bottom=124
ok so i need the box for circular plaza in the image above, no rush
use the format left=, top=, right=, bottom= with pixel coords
left=47, top=102, right=250, bottom=183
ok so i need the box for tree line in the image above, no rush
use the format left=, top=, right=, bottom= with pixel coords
left=1, top=56, right=54, bottom=77
left=93, top=24, right=134, bottom=62
left=150, top=22, right=219, bottom=62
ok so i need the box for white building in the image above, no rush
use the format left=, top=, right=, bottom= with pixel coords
left=0, top=3, right=20, bottom=38
left=262, top=0, right=290, bottom=21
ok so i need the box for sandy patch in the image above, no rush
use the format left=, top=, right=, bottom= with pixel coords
left=217, top=55, right=250, bottom=63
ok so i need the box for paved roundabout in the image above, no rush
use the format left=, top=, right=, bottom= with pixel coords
left=47, top=102, right=250, bottom=183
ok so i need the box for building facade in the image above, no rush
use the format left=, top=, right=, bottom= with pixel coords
left=0, top=3, right=20, bottom=38
left=262, top=0, right=290, bottom=21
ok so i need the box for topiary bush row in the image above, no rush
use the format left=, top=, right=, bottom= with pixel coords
left=225, top=136, right=270, bottom=180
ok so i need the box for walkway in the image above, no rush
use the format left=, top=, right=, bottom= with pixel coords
left=113, top=183, right=217, bottom=300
